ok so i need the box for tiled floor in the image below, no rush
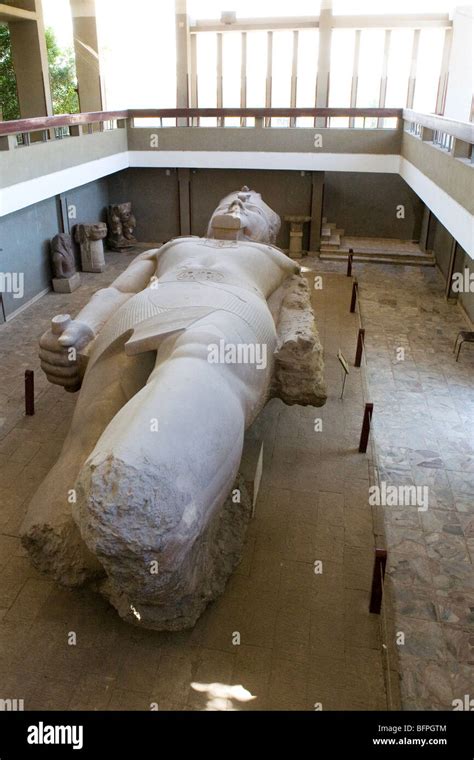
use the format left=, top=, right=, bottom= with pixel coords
left=306, top=256, right=474, bottom=710
left=354, top=262, right=474, bottom=710
left=0, top=251, right=389, bottom=711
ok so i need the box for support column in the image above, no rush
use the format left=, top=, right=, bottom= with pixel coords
left=315, top=0, right=332, bottom=128
left=348, top=29, right=360, bottom=129
left=309, top=171, right=324, bottom=253
left=406, top=29, right=420, bottom=109
left=175, top=0, right=191, bottom=125
left=178, top=168, right=191, bottom=235
left=8, top=0, right=52, bottom=118
left=419, top=205, right=431, bottom=252
left=70, top=0, right=103, bottom=114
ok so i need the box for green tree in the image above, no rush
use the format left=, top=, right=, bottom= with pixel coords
left=45, top=27, right=79, bottom=115
left=0, top=24, right=20, bottom=121
left=0, top=25, right=79, bottom=121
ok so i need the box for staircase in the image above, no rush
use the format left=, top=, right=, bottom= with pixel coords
left=320, top=218, right=344, bottom=252
left=319, top=222, right=436, bottom=267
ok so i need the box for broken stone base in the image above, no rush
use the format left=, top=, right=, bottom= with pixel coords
left=96, top=474, right=252, bottom=631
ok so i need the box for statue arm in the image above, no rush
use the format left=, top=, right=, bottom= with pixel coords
left=39, top=248, right=160, bottom=391
left=73, top=252, right=157, bottom=337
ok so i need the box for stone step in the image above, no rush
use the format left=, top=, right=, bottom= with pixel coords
left=319, top=250, right=436, bottom=266
left=320, top=234, right=341, bottom=250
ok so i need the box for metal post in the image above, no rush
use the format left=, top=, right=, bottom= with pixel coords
left=369, top=549, right=387, bottom=614
left=25, top=370, right=34, bottom=416
left=359, top=402, right=374, bottom=453
left=355, top=328, right=365, bottom=368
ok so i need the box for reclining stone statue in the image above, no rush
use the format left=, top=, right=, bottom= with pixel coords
left=21, top=187, right=326, bottom=630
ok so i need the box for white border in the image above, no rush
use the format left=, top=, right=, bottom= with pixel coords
left=128, top=150, right=400, bottom=173
left=0, top=152, right=129, bottom=217
left=400, top=157, right=473, bottom=258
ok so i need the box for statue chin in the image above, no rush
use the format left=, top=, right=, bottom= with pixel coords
left=20, top=187, right=326, bottom=631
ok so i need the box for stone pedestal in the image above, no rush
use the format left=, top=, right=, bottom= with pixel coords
left=285, top=215, right=312, bottom=258
left=52, top=273, right=81, bottom=293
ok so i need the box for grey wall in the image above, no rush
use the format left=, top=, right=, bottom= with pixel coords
left=107, top=167, right=315, bottom=249
left=430, top=214, right=474, bottom=323
left=0, top=196, right=59, bottom=319
left=0, top=178, right=111, bottom=318
left=432, top=216, right=454, bottom=278
left=107, top=168, right=180, bottom=244
left=323, top=172, right=424, bottom=239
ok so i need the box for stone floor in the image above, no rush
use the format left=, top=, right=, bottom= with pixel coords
left=0, top=250, right=390, bottom=711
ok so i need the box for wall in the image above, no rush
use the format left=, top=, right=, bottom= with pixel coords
left=0, top=177, right=110, bottom=319
left=430, top=215, right=474, bottom=324
left=432, top=215, right=454, bottom=279
left=0, top=196, right=59, bottom=319
left=323, top=173, right=424, bottom=239
left=107, top=168, right=180, bottom=244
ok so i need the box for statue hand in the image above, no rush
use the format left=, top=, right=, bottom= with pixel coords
left=39, top=318, right=95, bottom=392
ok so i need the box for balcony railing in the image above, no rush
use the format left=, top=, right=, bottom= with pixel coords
left=0, top=108, right=403, bottom=147
left=403, top=108, right=474, bottom=162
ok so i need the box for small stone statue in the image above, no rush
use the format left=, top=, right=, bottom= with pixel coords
left=51, top=233, right=81, bottom=293
left=74, top=223, right=107, bottom=273
left=107, top=202, right=137, bottom=250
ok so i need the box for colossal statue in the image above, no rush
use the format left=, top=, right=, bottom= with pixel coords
left=22, top=187, right=326, bottom=630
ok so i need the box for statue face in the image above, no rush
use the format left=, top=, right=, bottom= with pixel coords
left=209, top=189, right=279, bottom=243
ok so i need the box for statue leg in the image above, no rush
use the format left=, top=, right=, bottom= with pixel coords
left=21, top=344, right=156, bottom=586
left=74, top=316, right=267, bottom=629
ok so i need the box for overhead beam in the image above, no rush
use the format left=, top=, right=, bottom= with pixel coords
left=0, top=3, right=37, bottom=22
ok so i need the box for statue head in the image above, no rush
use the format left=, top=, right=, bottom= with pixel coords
left=207, top=186, right=281, bottom=244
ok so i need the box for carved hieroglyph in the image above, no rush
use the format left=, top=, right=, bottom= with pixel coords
left=22, top=190, right=326, bottom=631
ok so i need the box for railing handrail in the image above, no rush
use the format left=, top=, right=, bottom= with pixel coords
left=0, top=107, right=403, bottom=136
left=0, top=110, right=128, bottom=135
left=403, top=109, right=474, bottom=144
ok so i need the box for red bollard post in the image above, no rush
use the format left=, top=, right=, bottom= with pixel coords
left=350, top=280, right=358, bottom=313
left=354, top=328, right=365, bottom=367
left=25, top=370, right=35, bottom=416
left=369, top=548, right=387, bottom=614
left=358, top=402, right=373, bottom=453
left=347, top=249, right=354, bottom=277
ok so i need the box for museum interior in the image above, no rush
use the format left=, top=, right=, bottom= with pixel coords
left=0, top=0, right=472, bottom=714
